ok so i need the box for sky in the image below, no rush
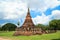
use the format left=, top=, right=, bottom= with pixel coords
left=0, top=0, right=60, bottom=26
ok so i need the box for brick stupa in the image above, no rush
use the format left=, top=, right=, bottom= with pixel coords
left=14, top=8, right=43, bottom=36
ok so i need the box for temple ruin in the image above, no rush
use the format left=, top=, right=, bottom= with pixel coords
left=14, top=8, right=43, bottom=36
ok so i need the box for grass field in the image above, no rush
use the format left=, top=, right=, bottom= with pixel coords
left=0, top=31, right=60, bottom=40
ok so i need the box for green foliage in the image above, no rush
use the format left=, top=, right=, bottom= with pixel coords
left=35, top=24, right=49, bottom=30
left=17, top=21, right=20, bottom=26
left=0, top=27, right=2, bottom=31
left=2, top=23, right=17, bottom=31
left=0, top=25, right=2, bottom=31
left=49, top=19, right=60, bottom=30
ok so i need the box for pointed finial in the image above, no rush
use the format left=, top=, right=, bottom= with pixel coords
left=28, top=7, right=29, bottom=12
left=27, top=4, right=30, bottom=12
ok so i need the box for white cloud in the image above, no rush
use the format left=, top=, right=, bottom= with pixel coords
left=52, top=10, right=60, bottom=19
left=27, top=0, right=60, bottom=12
left=0, top=0, right=60, bottom=25
left=29, top=0, right=60, bottom=25
left=0, top=0, right=27, bottom=19
left=32, top=10, right=60, bottom=25
left=32, top=13, right=51, bottom=25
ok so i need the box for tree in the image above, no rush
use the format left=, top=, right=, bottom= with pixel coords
left=49, top=19, right=60, bottom=30
left=57, top=20, right=60, bottom=30
left=0, top=25, right=2, bottom=31
left=17, top=21, right=20, bottom=27
left=2, top=23, right=17, bottom=31
left=36, top=24, right=49, bottom=30
left=0, top=27, right=2, bottom=31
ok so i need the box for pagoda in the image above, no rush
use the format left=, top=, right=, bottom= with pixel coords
left=14, top=8, right=43, bottom=36
left=21, top=8, right=35, bottom=28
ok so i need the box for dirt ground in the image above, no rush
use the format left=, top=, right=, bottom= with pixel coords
left=0, top=37, right=10, bottom=40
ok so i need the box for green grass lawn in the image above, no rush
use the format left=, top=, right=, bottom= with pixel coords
left=0, top=31, right=60, bottom=40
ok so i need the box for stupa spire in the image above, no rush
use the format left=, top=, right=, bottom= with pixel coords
left=28, top=7, right=29, bottom=12
left=14, top=5, right=43, bottom=36
left=21, top=7, right=35, bottom=28
left=27, top=4, right=30, bottom=12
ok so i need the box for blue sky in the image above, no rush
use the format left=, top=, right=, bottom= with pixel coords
left=0, top=0, right=60, bottom=26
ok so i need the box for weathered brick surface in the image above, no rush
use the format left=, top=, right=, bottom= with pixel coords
left=13, top=8, right=44, bottom=36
